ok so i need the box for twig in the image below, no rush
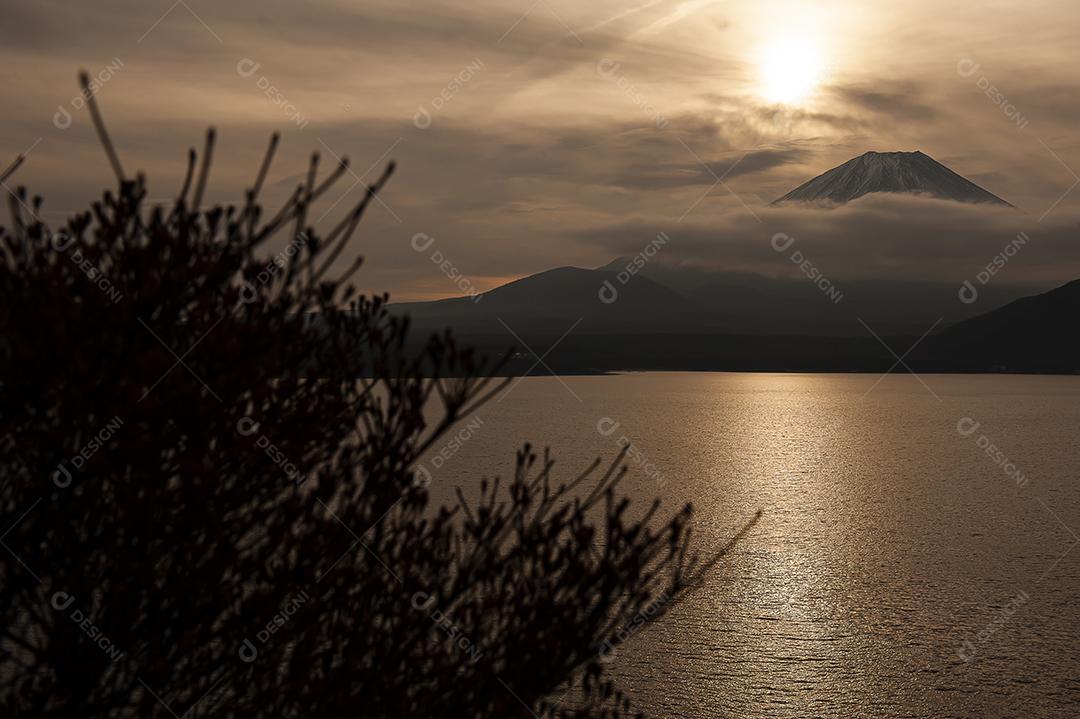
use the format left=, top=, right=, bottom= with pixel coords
left=80, top=70, right=125, bottom=183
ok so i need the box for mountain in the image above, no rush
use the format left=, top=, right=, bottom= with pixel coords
left=599, top=258, right=1030, bottom=336
left=389, top=264, right=1078, bottom=373
left=772, top=151, right=1012, bottom=206
left=925, top=279, right=1080, bottom=371
left=391, top=265, right=702, bottom=339
left=393, top=258, right=1033, bottom=340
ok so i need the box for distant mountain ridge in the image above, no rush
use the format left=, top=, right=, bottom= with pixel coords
left=388, top=254, right=1080, bottom=372
left=392, top=265, right=702, bottom=336
left=773, top=150, right=1012, bottom=207
left=928, top=279, right=1080, bottom=371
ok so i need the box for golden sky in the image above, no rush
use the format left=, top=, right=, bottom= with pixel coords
left=3, top=0, right=1080, bottom=299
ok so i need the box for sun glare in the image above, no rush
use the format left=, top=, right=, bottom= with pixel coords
left=758, top=34, right=824, bottom=105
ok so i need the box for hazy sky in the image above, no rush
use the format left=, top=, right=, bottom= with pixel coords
left=3, top=0, right=1080, bottom=299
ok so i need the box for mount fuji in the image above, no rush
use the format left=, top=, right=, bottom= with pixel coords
left=772, top=150, right=1012, bottom=207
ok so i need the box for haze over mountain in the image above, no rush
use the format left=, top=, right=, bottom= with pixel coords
left=392, top=265, right=702, bottom=336
left=8, top=1, right=1080, bottom=303
left=930, top=279, right=1080, bottom=371
left=772, top=151, right=1012, bottom=207
left=593, top=257, right=1030, bottom=336
left=392, top=275, right=1080, bottom=375
left=400, top=251, right=1029, bottom=339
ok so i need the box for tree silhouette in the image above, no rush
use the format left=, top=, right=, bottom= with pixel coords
left=0, top=73, right=737, bottom=717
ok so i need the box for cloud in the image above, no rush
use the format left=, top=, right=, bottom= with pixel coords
left=830, top=82, right=942, bottom=124
left=4, top=0, right=1080, bottom=304
left=627, top=0, right=727, bottom=38
left=609, top=147, right=811, bottom=189
left=577, top=193, right=1080, bottom=290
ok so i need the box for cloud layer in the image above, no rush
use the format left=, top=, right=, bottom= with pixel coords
left=2, top=0, right=1079, bottom=300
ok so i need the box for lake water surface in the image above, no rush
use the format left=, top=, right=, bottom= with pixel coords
left=421, top=373, right=1080, bottom=718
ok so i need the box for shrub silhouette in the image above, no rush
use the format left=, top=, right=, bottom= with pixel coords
left=0, top=74, right=742, bottom=717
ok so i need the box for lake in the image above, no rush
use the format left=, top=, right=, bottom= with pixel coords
left=420, top=372, right=1080, bottom=718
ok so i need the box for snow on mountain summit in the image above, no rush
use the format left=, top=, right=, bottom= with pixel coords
left=773, top=151, right=1011, bottom=207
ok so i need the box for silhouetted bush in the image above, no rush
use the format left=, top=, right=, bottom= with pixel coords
left=0, top=75, right=716, bottom=717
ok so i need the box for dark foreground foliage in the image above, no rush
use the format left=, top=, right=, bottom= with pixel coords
left=0, top=74, right=739, bottom=717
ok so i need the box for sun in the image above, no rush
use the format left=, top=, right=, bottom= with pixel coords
left=758, top=34, right=824, bottom=105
